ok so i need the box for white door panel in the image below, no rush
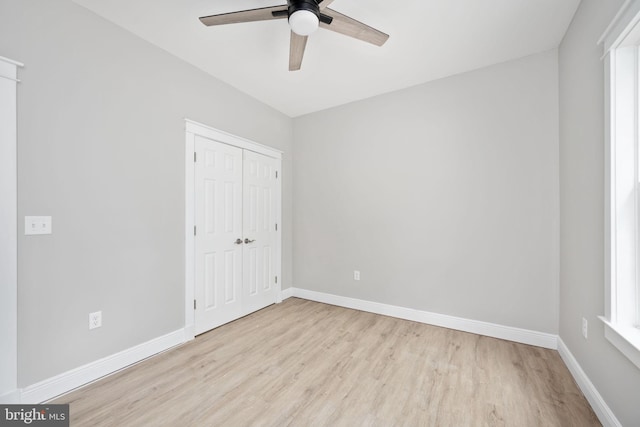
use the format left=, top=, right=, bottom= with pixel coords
left=194, top=136, right=243, bottom=335
left=243, top=151, right=278, bottom=313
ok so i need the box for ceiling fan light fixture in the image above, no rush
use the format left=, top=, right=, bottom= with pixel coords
left=199, top=0, right=390, bottom=71
left=289, top=9, right=319, bottom=36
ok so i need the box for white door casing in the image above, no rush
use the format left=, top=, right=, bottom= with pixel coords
left=0, top=56, right=22, bottom=403
left=185, top=120, right=282, bottom=339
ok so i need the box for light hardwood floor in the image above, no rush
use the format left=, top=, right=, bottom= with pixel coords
left=54, top=298, right=600, bottom=426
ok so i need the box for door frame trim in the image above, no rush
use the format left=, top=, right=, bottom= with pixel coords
left=1, top=56, right=22, bottom=402
left=184, top=119, right=282, bottom=340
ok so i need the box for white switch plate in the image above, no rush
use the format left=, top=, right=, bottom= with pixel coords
left=25, top=216, right=52, bottom=235
left=582, top=317, right=588, bottom=339
left=354, top=270, right=360, bottom=281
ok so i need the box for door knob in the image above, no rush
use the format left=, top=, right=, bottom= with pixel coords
left=234, top=238, right=243, bottom=245
left=244, top=238, right=256, bottom=244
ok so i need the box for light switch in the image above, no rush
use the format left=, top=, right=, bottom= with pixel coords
left=25, top=216, right=52, bottom=235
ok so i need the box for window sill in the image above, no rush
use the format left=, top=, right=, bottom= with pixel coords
left=599, top=316, right=640, bottom=370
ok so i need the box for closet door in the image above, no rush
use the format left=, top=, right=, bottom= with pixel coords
left=242, top=151, right=278, bottom=313
left=194, top=136, right=244, bottom=335
left=193, top=135, right=279, bottom=335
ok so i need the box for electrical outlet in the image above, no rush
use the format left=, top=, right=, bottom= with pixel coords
left=89, top=311, right=102, bottom=330
left=582, top=317, right=588, bottom=339
left=354, top=270, right=360, bottom=281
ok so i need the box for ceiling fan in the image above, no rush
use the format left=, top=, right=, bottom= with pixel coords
left=199, top=0, right=389, bottom=71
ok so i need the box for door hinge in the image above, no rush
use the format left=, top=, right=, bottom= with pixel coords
left=194, top=152, right=197, bottom=162
left=275, top=223, right=278, bottom=231
left=275, top=171, right=278, bottom=179
left=275, top=276, right=278, bottom=284
left=194, top=299, right=196, bottom=310
left=194, top=225, right=197, bottom=236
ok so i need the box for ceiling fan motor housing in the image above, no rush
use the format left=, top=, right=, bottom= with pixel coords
left=288, top=0, right=320, bottom=18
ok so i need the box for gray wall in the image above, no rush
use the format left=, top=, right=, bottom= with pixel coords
left=559, top=1, right=640, bottom=425
left=0, top=0, right=293, bottom=387
left=293, top=50, right=560, bottom=334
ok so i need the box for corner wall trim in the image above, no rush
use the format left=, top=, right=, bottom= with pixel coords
left=20, top=329, right=186, bottom=404
left=289, top=287, right=558, bottom=349
left=557, top=338, right=622, bottom=427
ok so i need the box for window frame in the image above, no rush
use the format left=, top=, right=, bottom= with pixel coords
left=600, top=0, right=640, bottom=370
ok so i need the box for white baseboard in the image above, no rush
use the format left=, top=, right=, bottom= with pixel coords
left=0, top=389, right=20, bottom=404
left=557, top=338, right=621, bottom=427
left=281, top=287, right=294, bottom=300
left=290, top=287, right=558, bottom=349
left=20, top=328, right=186, bottom=404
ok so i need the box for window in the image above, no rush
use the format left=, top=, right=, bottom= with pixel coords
left=601, top=0, right=640, bottom=370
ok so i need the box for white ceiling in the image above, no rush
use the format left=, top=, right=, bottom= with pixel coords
left=72, top=0, right=580, bottom=117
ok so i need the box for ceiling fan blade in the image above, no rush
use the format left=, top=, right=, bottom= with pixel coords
left=289, top=31, right=308, bottom=71
left=318, top=0, right=336, bottom=9
left=319, top=8, right=389, bottom=46
left=200, top=5, right=288, bottom=26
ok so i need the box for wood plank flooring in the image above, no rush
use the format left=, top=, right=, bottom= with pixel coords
left=54, top=298, right=600, bottom=426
